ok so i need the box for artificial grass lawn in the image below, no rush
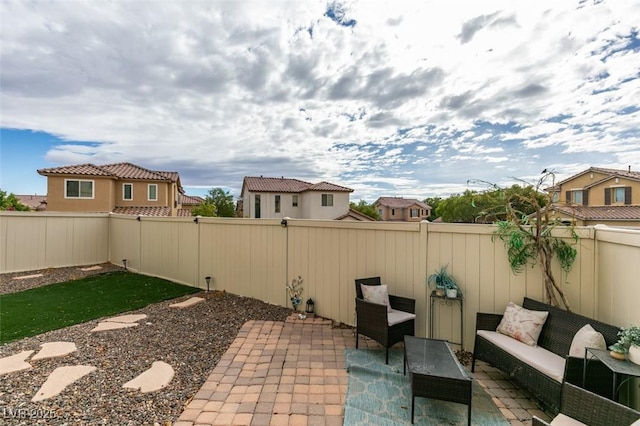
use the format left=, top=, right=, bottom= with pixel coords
left=0, top=271, right=200, bottom=344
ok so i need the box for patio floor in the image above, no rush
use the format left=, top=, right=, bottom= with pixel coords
left=175, top=314, right=553, bottom=426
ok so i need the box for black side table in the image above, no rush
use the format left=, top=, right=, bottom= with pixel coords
left=583, top=348, right=640, bottom=403
left=429, top=290, right=463, bottom=347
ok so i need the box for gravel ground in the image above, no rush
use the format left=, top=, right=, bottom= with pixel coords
left=0, top=264, right=292, bottom=425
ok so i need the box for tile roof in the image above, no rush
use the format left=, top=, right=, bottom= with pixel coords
left=15, top=195, right=47, bottom=210
left=550, top=205, right=640, bottom=221
left=374, top=197, right=431, bottom=209
left=181, top=195, right=205, bottom=205
left=334, top=208, right=376, bottom=221
left=243, top=176, right=352, bottom=193
left=37, top=163, right=116, bottom=177
left=177, top=208, right=194, bottom=217
left=555, top=167, right=640, bottom=187
left=112, top=206, right=171, bottom=216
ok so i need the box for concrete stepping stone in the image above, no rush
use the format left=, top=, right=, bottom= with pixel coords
left=79, top=265, right=102, bottom=271
left=31, top=342, right=77, bottom=361
left=0, top=350, right=34, bottom=375
left=91, top=322, right=139, bottom=332
left=104, top=314, right=147, bottom=323
left=13, top=273, right=43, bottom=280
left=169, top=297, right=205, bottom=308
left=122, top=361, right=174, bottom=393
left=32, top=365, right=96, bottom=402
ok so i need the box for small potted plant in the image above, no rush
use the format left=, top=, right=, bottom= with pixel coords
left=427, top=265, right=459, bottom=298
left=610, top=326, right=640, bottom=364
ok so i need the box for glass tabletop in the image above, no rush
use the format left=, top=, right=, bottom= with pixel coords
left=404, top=336, right=470, bottom=380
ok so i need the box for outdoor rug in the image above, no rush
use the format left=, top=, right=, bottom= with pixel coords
left=344, top=349, right=509, bottom=425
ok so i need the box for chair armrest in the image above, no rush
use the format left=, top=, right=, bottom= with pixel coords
left=561, top=382, right=640, bottom=425
left=531, top=416, right=551, bottom=426
left=389, top=294, right=415, bottom=314
left=475, top=312, right=503, bottom=331
left=355, top=297, right=388, bottom=328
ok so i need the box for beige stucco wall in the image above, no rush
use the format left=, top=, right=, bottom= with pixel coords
left=45, top=176, right=116, bottom=212
left=114, top=181, right=172, bottom=207
left=300, top=192, right=350, bottom=219
left=558, top=173, right=640, bottom=206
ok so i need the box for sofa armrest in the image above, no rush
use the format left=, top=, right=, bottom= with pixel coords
left=475, top=312, right=503, bottom=331
left=561, top=382, right=640, bottom=426
left=389, top=294, right=415, bottom=314
left=531, top=416, right=551, bottom=426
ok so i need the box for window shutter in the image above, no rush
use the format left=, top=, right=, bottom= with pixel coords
left=582, top=190, right=588, bottom=206
left=625, top=187, right=632, bottom=205
left=604, top=188, right=611, bottom=205
left=565, top=191, right=571, bottom=204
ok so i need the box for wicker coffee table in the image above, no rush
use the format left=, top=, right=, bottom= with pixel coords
left=403, top=336, right=473, bottom=425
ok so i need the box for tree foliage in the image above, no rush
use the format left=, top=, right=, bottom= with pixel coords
left=423, top=197, right=442, bottom=221
left=204, top=188, right=235, bottom=217
left=349, top=200, right=379, bottom=220
left=0, top=189, right=30, bottom=211
left=473, top=173, right=578, bottom=311
left=191, top=202, right=217, bottom=217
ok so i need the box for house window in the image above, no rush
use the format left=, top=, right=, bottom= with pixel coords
left=292, top=195, right=298, bottom=207
left=378, top=209, right=383, bottom=217
left=391, top=208, right=395, bottom=216
left=321, top=194, right=333, bottom=207
left=410, top=208, right=419, bottom=218
left=123, top=184, right=133, bottom=201
left=275, top=195, right=281, bottom=213
left=65, top=179, right=94, bottom=199
left=552, top=192, right=559, bottom=203
left=572, top=191, right=582, bottom=204
left=255, top=194, right=261, bottom=218
left=614, top=187, right=625, bottom=203
left=148, top=184, right=158, bottom=201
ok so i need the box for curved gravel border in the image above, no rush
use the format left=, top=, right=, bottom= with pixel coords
left=0, top=265, right=292, bottom=425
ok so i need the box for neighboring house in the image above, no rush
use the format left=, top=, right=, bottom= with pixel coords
left=546, top=166, right=640, bottom=226
left=15, top=194, right=47, bottom=211
left=37, top=162, right=187, bottom=217
left=335, top=208, right=376, bottom=221
left=179, top=194, right=205, bottom=217
left=241, top=176, right=353, bottom=219
left=374, top=197, right=431, bottom=222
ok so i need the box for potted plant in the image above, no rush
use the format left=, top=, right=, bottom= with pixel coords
left=427, top=265, right=459, bottom=298
left=610, top=326, right=640, bottom=364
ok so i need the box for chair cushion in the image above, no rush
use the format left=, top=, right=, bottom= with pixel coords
left=549, top=413, right=587, bottom=426
left=497, top=302, right=549, bottom=346
left=361, top=284, right=392, bottom=312
left=569, top=324, right=606, bottom=358
left=477, top=330, right=565, bottom=382
left=388, top=309, right=416, bottom=326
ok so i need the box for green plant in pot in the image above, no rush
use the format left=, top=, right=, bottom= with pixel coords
left=609, top=326, right=640, bottom=364
left=427, top=265, right=459, bottom=298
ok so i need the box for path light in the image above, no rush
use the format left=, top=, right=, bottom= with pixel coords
left=122, top=259, right=127, bottom=270
left=305, top=298, right=315, bottom=316
left=205, top=276, right=211, bottom=292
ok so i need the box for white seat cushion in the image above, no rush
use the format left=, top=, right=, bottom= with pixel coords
left=388, top=309, right=416, bottom=326
left=477, top=330, right=565, bottom=382
left=550, top=413, right=587, bottom=426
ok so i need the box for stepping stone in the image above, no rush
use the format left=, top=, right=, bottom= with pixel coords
left=169, top=297, right=205, bottom=308
left=13, top=273, right=43, bottom=280
left=79, top=265, right=102, bottom=271
left=91, top=322, right=139, bottom=332
left=0, top=350, right=34, bottom=375
left=104, top=314, right=147, bottom=323
left=122, top=361, right=174, bottom=393
left=32, top=365, right=96, bottom=402
left=31, top=342, right=77, bottom=361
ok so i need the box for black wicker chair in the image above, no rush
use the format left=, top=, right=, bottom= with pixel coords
left=532, top=382, right=640, bottom=426
left=354, top=276, right=416, bottom=364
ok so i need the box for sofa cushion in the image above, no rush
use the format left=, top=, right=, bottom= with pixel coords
left=497, top=302, right=549, bottom=346
left=360, top=284, right=392, bottom=313
left=550, top=413, right=587, bottom=426
left=388, top=309, right=416, bottom=326
left=477, top=330, right=565, bottom=382
left=569, top=324, right=606, bottom=358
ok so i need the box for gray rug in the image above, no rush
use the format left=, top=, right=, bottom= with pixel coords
left=344, top=349, right=509, bottom=425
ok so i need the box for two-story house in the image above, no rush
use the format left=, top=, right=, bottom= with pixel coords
left=241, top=176, right=353, bottom=219
left=546, top=166, right=640, bottom=226
left=37, top=162, right=188, bottom=216
left=374, top=197, right=431, bottom=222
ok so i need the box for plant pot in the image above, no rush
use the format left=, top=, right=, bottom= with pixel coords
left=610, top=350, right=626, bottom=361
left=446, top=289, right=457, bottom=298
left=629, top=345, right=640, bottom=365
left=435, top=288, right=445, bottom=297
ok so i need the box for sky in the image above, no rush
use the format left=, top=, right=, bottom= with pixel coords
left=1, top=0, right=639, bottom=202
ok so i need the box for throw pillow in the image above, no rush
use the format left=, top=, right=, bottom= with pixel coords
left=360, top=284, right=392, bottom=313
left=496, top=302, right=549, bottom=346
left=569, top=324, right=606, bottom=358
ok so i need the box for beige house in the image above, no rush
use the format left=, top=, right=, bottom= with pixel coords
left=374, top=197, right=431, bottom=222
left=37, top=162, right=188, bottom=216
left=241, top=176, right=353, bottom=219
left=546, top=166, right=640, bottom=226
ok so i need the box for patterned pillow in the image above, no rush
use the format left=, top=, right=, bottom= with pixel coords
left=569, top=324, right=606, bottom=358
left=496, top=302, right=549, bottom=346
left=360, top=284, right=392, bottom=313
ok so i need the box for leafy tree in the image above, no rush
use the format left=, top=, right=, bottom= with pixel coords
left=473, top=173, right=578, bottom=310
left=435, top=190, right=482, bottom=223
left=0, top=189, right=30, bottom=211
left=349, top=200, right=379, bottom=220
left=424, top=197, right=442, bottom=221
left=191, top=202, right=217, bottom=217
left=204, top=188, right=235, bottom=217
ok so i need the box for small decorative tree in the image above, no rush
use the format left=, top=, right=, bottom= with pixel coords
left=471, top=171, right=578, bottom=311
left=286, top=275, right=304, bottom=311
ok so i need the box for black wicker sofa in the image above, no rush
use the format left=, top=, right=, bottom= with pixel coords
left=472, top=297, right=621, bottom=414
